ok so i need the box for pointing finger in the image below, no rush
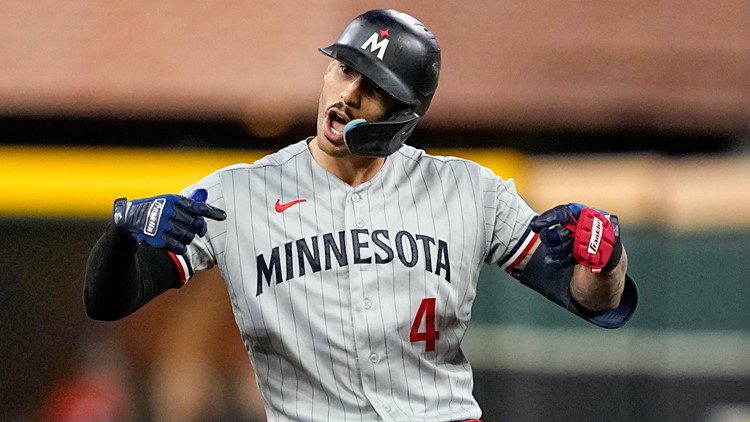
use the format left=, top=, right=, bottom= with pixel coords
left=192, top=202, right=227, bottom=221
left=177, top=197, right=227, bottom=221
left=529, top=205, right=572, bottom=232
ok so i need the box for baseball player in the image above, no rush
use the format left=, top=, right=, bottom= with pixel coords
left=84, top=9, right=637, bottom=422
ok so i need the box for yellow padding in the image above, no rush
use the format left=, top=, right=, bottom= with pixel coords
left=0, top=146, right=526, bottom=218
left=0, top=146, right=267, bottom=218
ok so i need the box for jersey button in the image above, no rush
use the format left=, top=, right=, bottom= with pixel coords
left=363, top=299, right=372, bottom=309
left=356, top=218, right=365, bottom=228
left=383, top=405, right=392, bottom=412
left=369, top=353, right=379, bottom=363
left=352, top=193, right=361, bottom=202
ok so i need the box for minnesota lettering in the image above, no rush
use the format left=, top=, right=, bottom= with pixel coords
left=256, top=229, right=450, bottom=296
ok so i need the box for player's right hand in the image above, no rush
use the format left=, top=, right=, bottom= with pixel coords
left=112, top=188, right=226, bottom=254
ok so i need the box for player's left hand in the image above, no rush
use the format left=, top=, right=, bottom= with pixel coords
left=529, top=203, right=622, bottom=273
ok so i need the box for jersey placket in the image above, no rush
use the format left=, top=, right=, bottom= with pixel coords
left=345, top=186, right=395, bottom=420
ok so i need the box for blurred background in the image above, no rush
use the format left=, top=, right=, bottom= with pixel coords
left=1, top=1, right=749, bottom=421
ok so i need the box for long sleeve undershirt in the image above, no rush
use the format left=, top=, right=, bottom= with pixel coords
left=83, top=222, right=181, bottom=321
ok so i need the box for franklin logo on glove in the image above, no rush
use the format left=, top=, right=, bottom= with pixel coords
left=144, top=198, right=166, bottom=237
left=588, top=215, right=603, bottom=254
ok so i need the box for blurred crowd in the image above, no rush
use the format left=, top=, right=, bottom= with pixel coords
left=35, top=268, right=266, bottom=422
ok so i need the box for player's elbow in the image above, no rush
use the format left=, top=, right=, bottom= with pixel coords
left=84, top=300, right=125, bottom=321
left=84, top=305, right=122, bottom=321
left=83, top=286, right=131, bottom=321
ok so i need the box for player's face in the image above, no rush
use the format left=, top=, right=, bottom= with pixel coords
left=316, top=59, right=400, bottom=157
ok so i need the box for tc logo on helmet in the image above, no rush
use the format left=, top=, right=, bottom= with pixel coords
left=361, top=29, right=390, bottom=60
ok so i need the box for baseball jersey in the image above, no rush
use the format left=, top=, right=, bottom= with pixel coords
left=175, top=139, right=537, bottom=422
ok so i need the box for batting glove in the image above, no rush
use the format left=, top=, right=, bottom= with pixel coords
left=529, top=203, right=622, bottom=273
left=112, top=188, right=226, bottom=255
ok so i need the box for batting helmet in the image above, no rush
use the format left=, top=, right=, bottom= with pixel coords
left=319, top=9, right=441, bottom=156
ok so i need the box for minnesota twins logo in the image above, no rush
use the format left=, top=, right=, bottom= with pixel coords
left=361, top=29, right=390, bottom=60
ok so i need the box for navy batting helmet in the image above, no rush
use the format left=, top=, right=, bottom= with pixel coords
left=319, top=9, right=441, bottom=156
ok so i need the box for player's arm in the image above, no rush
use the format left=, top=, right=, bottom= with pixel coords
left=520, top=238, right=628, bottom=313
left=84, top=222, right=181, bottom=320
left=84, top=190, right=226, bottom=321
left=515, top=203, right=637, bottom=329
left=571, top=246, right=628, bottom=311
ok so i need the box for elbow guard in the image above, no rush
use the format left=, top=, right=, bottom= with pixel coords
left=518, top=243, right=638, bottom=329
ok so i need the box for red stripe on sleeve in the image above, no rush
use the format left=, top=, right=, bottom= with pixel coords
left=167, top=251, right=187, bottom=286
left=505, top=232, right=540, bottom=273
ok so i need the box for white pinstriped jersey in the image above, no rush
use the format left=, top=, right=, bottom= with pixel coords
left=176, top=139, right=537, bottom=422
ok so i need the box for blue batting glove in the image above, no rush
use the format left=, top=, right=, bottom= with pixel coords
left=113, top=189, right=226, bottom=255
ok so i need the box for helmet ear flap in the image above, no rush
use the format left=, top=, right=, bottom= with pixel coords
left=343, top=110, right=420, bottom=157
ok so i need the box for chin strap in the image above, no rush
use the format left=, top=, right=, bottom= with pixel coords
left=343, top=110, right=420, bottom=157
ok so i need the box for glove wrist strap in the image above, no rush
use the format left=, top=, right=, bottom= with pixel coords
left=113, top=197, right=129, bottom=227
left=600, top=215, right=622, bottom=273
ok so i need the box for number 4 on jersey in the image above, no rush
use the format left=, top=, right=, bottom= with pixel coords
left=410, top=298, right=440, bottom=352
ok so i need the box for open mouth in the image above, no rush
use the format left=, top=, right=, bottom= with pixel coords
left=328, top=109, right=349, bottom=135
left=324, top=108, right=351, bottom=143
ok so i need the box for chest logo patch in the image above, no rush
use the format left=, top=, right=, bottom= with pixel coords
left=275, top=199, right=306, bottom=213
